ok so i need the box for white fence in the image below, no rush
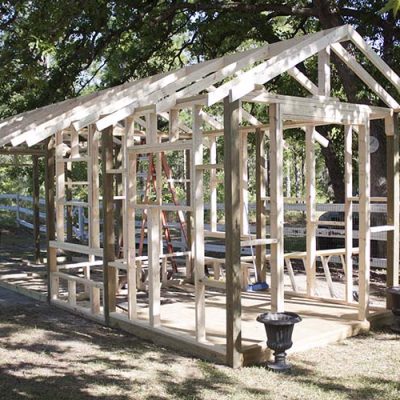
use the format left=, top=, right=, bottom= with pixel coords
left=0, top=194, right=389, bottom=267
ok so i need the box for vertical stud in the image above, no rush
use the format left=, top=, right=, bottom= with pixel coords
left=269, top=103, right=285, bottom=312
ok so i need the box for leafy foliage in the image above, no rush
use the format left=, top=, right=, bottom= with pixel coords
left=0, top=1, right=399, bottom=200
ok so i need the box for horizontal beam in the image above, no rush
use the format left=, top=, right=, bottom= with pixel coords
left=128, top=140, right=192, bottom=154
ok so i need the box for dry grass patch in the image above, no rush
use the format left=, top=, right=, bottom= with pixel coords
left=0, top=288, right=399, bottom=400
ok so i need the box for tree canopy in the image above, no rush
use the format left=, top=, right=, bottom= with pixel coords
left=0, top=0, right=399, bottom=200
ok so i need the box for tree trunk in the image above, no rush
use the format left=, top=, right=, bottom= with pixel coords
left=314, top=0, right=389, bottom=200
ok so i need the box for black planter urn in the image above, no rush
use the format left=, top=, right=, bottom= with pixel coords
left=387, top=286, right=400, bottom=333
left=257, top=312, right=302, bottom=371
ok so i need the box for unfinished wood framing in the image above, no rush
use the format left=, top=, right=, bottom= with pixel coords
left=305, top=126, right=317, bottom=297
left=102, top=126, right=117, bottom=321
left=224, top=96, right=243, bottom=368
left=269, top=103, right=284, bottom=312
left=386, top=113, right=400, bottom=307
left=1, top=24, right=399, bottom=368
left=255, top=127, right=267, bottom=283
left=344, top=125, right=354, bottom=303
left=358, top=121, right=371, bottom=321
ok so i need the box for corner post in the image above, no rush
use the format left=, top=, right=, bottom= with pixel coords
left=45, top=137, right=57, bottom=301
left=224, top=95, right=242, bottom=368
left=358, top=119, right=371, bottom=321
left=386, top=113, right=399, bottom=307
left=102, top=126, right=117, bottom=323
left=32, top=155, right=41, bottom=264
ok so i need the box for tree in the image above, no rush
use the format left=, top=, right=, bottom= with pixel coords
left=0, top=1, right=399, bottom=200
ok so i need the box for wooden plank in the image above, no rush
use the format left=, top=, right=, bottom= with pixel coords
left=348, top=27, right=400, bottom=92
left=243, top=91, right=392, bottom=119
left=241, top=238, right=277, bottom=247
left=90, top=287, right=101, bottom=314
left=67, top=130, right=77, bottom=247
left=68, top=280, right=76, bottom=306
left=209, top=135, right=218, bottom=231
left=55, top=131, right=65, bottom=242
left=269, top=103, right=285, bottom=312
left=285, top=258, right=298, bottom=292
left=88, top=124, right=100, bottom=288
left=32, top=155, right=41, bottom=263
left=287, top=67, right=319, bottom=96
left=358, top=120, right=371, bottom=321
left=386, top=113, right=399, bottom=308
left=192, top=104, right=206, bottom=342
left=282, top=102, right=370, bottom=125
left=102, top=126, right=117, bottom=323
left=320, top=256, right=337, bottom=298
left=109, top=312, right=226, bottom=364
left=305, top=126, right=317, bottom=297
left=331, top=43, right=399, bottom=109
left=318, top=46, right=331, bottom=96
left=49, top=241, right=103, bottom=257
left=255, top=127, right=267, bottom=282
left=128, top=140, right=192, bottom=153
left=169, top=109, right=180, bottom=142
left=224, top=96, right=243, bottom=368
left=53, top=272, right=103, bottom=288
left=125, top=118, right=137, bottom=319
left=147, top=113, right=161, bottom=327
left=212, top=26, right=348, bottom=104
left=344, top=125, right=354, bottom=303
left=240, top=131, right=249, bottom=235
left=45, top=137, right=58, bottom=301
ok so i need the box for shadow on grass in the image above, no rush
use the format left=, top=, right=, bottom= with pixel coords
left=0, top=290, right=184, bottom=400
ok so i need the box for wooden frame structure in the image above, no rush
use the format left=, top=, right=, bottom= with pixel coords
left=0, top=25, right=399, bottom=367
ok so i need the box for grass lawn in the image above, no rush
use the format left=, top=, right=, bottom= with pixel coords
left=0, top=287, right=399, bottom=400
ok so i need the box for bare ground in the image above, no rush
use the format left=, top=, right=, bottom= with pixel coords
left=0, top=286, right=399, bottom=400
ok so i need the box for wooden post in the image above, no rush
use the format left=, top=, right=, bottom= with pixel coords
left=88, top=125, right=101, bottom=250
left=224, top=95, right=242, bottom=368
left=32, top=155, right=41, bottom=264
left=125, top=118, right=137, bottom=319
left=55, top=131, right=65, bottom=242
left=186, top=149, right=193, bottom=280
left=240, top=132, right=249, bottom=235
left=114, top=141, right=123, bottom=257
left=255, top=127, right=267, bottom=282
left=45, top=137, right=57, bottom=301
left=66, top=130, right=79, bottom=244
left=386, top=113, right=399, bottom=308
left=87, top=125, right=100, bottom=289
left=344, top=125, right=354, bottom=303
left=358, top=120, right=371, bottom=321
left=318, top=46, right=331, bottom=96
left=102, top=126, right=117, bottom=323
left=192, top=104, right=206, bottom=342
left=269, top=103, right=285, bottom=312
left=209, top=135, right=218, bottom=232
left=305, top=126, right=316, bottom=297
left=169, top=109, right=179, bottom=142
left=147, top=113, right=161, bottom=327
